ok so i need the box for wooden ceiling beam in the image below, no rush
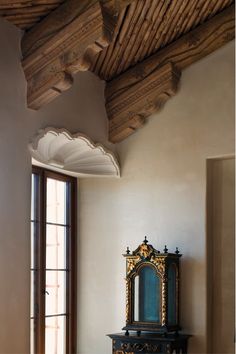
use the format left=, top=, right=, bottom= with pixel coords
left=105, top=4, right=235, bottom=143
left=21, top=0, right=129, bottom=110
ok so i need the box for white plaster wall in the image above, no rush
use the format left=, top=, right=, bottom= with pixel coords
left=0, top=18, right=109, bottom=354
left=78, top=41, right=235, bottom=354
left=0, top=15, right=234, bottom=354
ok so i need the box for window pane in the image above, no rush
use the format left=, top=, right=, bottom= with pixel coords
left=45, top=271, right=66, bottom=316
left=47, top=178, right=67, bottom=224
left=30, top=270, right=36, bottom=318
left=31, top=174, right=36, bottom=221
left=30, top=318, right=35, bottom=354
left=45, top=316, right=66, bottom=354
left=31, top=222, right=36, bottom=269
left=46, top=225, right=67, bottom=269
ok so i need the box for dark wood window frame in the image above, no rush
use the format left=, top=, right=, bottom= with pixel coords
left=31, top=166, right=77, bottom=354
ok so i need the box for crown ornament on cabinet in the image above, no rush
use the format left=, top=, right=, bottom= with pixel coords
left=29, top=127, right=120, bottom=178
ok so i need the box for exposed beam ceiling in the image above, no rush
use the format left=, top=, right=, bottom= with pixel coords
left=106, top=5, right=235, bottom=142
left=0, top=0, right=234, bottom=143
left=91, top=0, right=234, bottom=80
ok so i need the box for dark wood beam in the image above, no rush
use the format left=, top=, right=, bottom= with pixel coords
left=105, top=5, right=235, bottom=143
left=21, top=0, right=123, bottom=110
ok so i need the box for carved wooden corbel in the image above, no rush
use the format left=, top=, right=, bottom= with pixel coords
left=21, top=0, right=121, bottom=110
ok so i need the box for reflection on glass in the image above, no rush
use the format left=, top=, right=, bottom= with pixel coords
left=31, top=222, right=35, bottom=269
left=168, top=263, right=176, bottom=325
left=47, top=178, right=67, bottom=224
left=31, top=174, right=36, bottom=221
left=134, top=275, right=139, bottom=321
left=30, top=319, right=35, bottom=354
left=134, top=266, right=160, bottom=322
left=30, top=271, right=36, bottom=318
left=45, top=271, right=66, bottom=316
left=45, top=316, right=66, bottom=354
left=46, top=225, right=67, bottom=269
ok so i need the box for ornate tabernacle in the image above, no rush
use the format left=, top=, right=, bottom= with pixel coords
left=123, top=237, right=181, bottom=334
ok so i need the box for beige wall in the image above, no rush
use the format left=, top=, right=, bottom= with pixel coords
left=78, top=42, right=234, bottom=354
left=0, top=19, right=109, bottom=354
left=0, top=16, right=234, bottom=354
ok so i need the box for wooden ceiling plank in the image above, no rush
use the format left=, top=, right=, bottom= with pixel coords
left=105, top=4, right=234, bottom=142
left=120, top=0, right=157, bottom=73
left=5, top=13, right=46, bottom=20
left=0, top=0, right=63, bottom=8
left=0, top=4, right=60, bottom=15
left=12, top=18, right=41, bottom=24
left=102, top=1, right=138, bottom=78
left=220, top=0, right=233, bottom=10
left=116, top=0, right=153, bottom=75
left=93, top=6, right=126, bottom=76
left=160, top=0, right=190, bottom=48
left=205, top=0, right=228, bottom=22
left=153, top=0, right=183, bottom=53
left=173, top=0, right=200, bottom=40
left=191, top=0, right=214, bottom=29
left=145, top=0, right=172, bottom=57
left=168, top=0, right=200, bottom=43
left=137, top=0, right=169, bottom=62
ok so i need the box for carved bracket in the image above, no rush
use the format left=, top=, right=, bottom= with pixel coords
left=105, top=62, right=181, bottom=143
left=21, top=0, right=120, bottom=110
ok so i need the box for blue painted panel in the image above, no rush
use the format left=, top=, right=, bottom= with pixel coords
left=168, top=264, right=176, bottom=324
left=139, top=266, right=160, bottom=322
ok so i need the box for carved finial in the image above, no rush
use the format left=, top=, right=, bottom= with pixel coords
left=143, top=236, right=148, bottom=245
left=175, top=247, right=180, bottom=254
left=126, top=247, right=130, bottom=255
left=164, top=245, right=168, bottom=253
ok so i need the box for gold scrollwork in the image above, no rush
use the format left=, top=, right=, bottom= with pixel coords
left=161, top=276, right=168, bottom=326
left=138, top=243, right=152, bottom=258
left=127, top=258, right=139, bottom=275
left=150, top=256, right=166, bottom=276
left=125, top=279, right=131, bottom=323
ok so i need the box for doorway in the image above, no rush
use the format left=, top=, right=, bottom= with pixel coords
left=207, top=157, right=235, bottom=354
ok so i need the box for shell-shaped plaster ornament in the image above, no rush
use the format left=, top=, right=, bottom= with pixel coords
left=29, top=128, right=120, bottom=177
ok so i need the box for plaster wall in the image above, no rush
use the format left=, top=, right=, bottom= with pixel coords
left=0, top=18, right=108, bottom=354
left=0, top=15, right=234, bottom=354
left=78, top=41, right=235, bottom=354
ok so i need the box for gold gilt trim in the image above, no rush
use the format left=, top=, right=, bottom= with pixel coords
left=161, top=276, right=168, bottom=326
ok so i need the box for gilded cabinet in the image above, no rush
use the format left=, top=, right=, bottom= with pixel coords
left=123, top=237, right=181, bottom=333
left=107, top=238, right=191, bottom=354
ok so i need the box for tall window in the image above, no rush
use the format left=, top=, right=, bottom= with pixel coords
left=31, top=167, right=77, bottom=354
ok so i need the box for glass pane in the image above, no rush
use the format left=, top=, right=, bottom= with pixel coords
left=168, top=263, right=177, bottom=325
left=46, top=225, right=67, bottom=269
left=136, top=265, right=160, bottom=322
left=45, top=316, right=66, bottom=354
left=47, top=178, right=67, bottom=224
left=31, top=222, right=36, bottom=269
left=45, top=271, right=66, bottom=316
left=31, top=174, right=36, bottom=221
left=134, top=275, right=139, bottom=321
left=30, top=318, right=35, bottom=354
left=30, top=270, right=36, bottom=318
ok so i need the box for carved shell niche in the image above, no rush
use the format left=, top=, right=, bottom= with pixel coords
left=29, top=127, right=120, bottom=178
